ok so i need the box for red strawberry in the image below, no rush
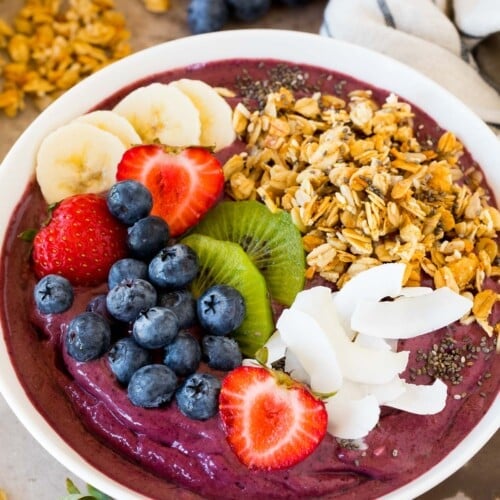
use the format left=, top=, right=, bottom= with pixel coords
left=219, top=366, right=328, bottom=470
left=116, top=145, right=224, bottom=237
left=32, top=193, right=128, bottom=286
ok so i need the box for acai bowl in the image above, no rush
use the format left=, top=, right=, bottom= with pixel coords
left=0, top=30, right=498, bottom=500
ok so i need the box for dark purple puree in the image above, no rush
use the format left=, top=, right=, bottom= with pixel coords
left=1, top=59, right=498, bottom=500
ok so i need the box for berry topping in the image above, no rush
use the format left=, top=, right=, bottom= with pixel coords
left=85, top=293, right=116, bottom=325
left=202, top=336, right=242, bottom=371
left=107, top=337, right=152, bottom=385
left=148, top=244, right=199, bottom=289
left=163, top=331, right=202, bottom=377
left=34, top=274, right=74, bottom=314
left=65, top=312, right=111, bottom=362
left=197, top=284, right=245, bottom=336
left=187, top=0, right=229, bottom=35
left=158, top=289, right=197, bottom=329
left=175, top=372, right=221, bottom=420
left=116, top=145, right=224, bottom=237
left=106, top=179, right=153, bottom=225
left=219, top=366, right=328, bottom=470
left=106, top=278, right=157, bottom=323
left=32, top=193, right=128, bottom=286
left=226, top=0, right=271, bottom=22
left=128, top=364, right=178, bottom=408
left=108, top=258, right=149, bottom=290
left=127, top=215, right=170, bottom=261
left=132, top=306, right=179, bottom=349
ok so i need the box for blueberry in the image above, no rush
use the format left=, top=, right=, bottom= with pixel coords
left=202, top=335, right=242, bottom=371
left=157, top=289, right=197, bottom=329
left=34, top=274, right=73, bottom=314
left=175, top=372, right=221, bottom=420
left=108, top=258, right=148, bottom=289
left=276, top=0, right=309, bottom=5
left=106, top=278, right=157, bottom=323
left=163, top=331, right=201, bottom=376
left=65, top=312, right=111, bottom=362
left=132, top=306, right=179, bottom=349
left=187, top=0, right=229, bottom=34
left=86, top=293, right=115, bottom=324
left=107, top=180, right=153, bottom=225
left=148, top=244, right=199, bottom=289
left=127, top=364, right=177, bottom=408
left=226, top=0, right=271, bottom=21
left=127, top=215, right=170, bottom=260
left=108, top=337, right=152, bottom=385
left=197, top=284, right=245, bottom=336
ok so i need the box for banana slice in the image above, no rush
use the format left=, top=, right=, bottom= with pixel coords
left=74, top=110, right=142, bottom=148
left=169, top=79, right=236, bottom=151
left=112, top=82, right=201, bottom=146
left=36, top=122, right=125, bottom=204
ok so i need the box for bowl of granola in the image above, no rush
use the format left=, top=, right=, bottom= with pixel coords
left=0, top=29, right=498, bottom=500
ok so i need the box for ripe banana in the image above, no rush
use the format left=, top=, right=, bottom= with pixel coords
left=169, top=79, right=236, bottom=151
left=36, top=122, right=126, bottom=204
left=74, top=110, right=142, bottom=148
left=112, top=82, right=202, bottom=146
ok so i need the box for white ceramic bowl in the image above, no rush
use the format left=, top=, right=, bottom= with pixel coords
left=0, top=29, right=498, bottom=500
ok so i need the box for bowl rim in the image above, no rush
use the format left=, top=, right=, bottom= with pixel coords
left=0, top=28, right=498, bottom=500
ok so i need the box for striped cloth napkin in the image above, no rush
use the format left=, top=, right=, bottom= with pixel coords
left=320, top=0, right=500, bottom=131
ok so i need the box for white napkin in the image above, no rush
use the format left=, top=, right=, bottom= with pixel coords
left=320, top=0, right=500, bottom=128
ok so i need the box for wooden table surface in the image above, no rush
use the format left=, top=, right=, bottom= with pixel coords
left=0, top=1, right=498, bottom=499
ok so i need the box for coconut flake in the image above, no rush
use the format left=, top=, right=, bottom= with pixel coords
left=357, top=377, right=407, bottom=405
left=277, top=308, right=343, bottom=393
left=284, top=349, right=310, bottom=385
left=353, top=333, right=394, bottom=352
left=266, top=263, right=459, bottom=441
left=325, top=389, right=380, bottom=439
left=351, top=287, right=473, bottom=339
left=399, top=286, right=433, bottom=297
left=332, top=263, right=406, bottom=329
left=262, top=330, right=287, bottom=364
left=384, top=379, right=448, bottom=414
left=286, top=287, right=409, bottom=385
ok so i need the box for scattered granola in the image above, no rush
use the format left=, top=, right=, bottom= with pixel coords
left=224, top=87, right=500, bottom=341
left=0, top=0, right=132, bottom=117
left=141, top=0, right=170, bottom=13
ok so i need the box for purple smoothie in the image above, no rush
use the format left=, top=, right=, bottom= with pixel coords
left=1, top=59, right=498, bottom=499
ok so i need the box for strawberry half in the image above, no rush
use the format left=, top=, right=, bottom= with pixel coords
left=32, top=193, right=128, bottom=286
left=219, top=366, right=328, bottom=470
left=116, top=145, right=224, bottom=237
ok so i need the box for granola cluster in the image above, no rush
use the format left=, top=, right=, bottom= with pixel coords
left=224, top=87, right=500, bottom=342
left=142, top=0, right=170, bottom=13
left=0, top=0, right=132, bottom=117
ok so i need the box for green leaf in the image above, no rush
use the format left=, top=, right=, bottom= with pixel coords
left=66, top=479, right=81, bottom=495
left=62, top=495, right=96, bottom=500
left=63, top=479, right=113, bottom=500
left=86, top=485, right=113, bottom=500
left=254, top=346, right=269, bottom=365
left=18, top=228, right=38, bottom=242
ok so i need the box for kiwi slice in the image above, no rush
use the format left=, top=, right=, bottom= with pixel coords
left=191, top=200, right=305, bottom=306
left=181, top=233, right=274, bottom=357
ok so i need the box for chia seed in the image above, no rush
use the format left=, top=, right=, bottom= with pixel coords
left=271, top=356, right=286, bottom=371
left=391, top=449, right=399, bottom=458
left=235, top=64, right=314, bottom=109
left=416, top=335, right=478, bottom=385
left=336, top=438, right=363, bottom=451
